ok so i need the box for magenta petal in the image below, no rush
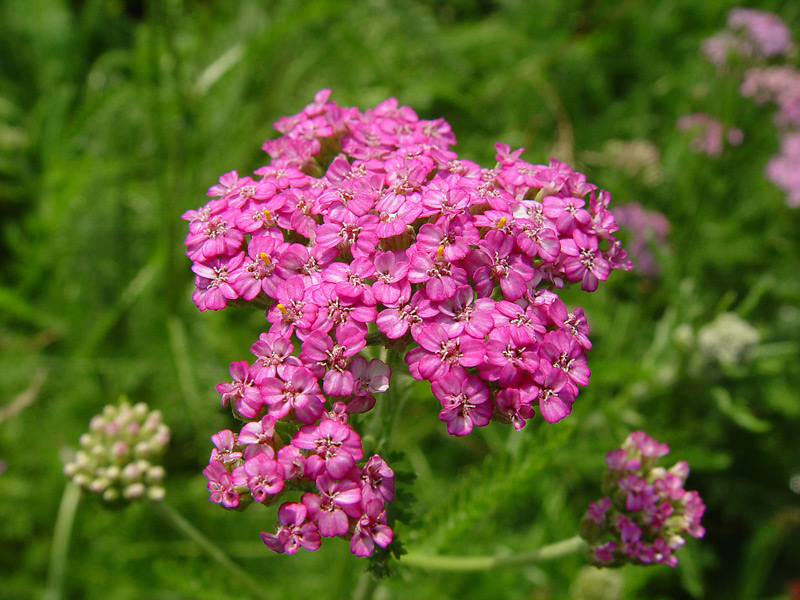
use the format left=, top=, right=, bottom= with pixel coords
left=324, top=369, right=355, bottom=396
left=334, top=486, right=362, bottom=505
left=326, top=453, right=356, bottom=479
left=418, top=354, right=447, bottom=381
left=260, top=532, right=286, bottom=554
left=318, top=508, right=350, bottom=537
left=540, top=394, right=569, bottom=423
left=350, top=534, right=374, bottom=557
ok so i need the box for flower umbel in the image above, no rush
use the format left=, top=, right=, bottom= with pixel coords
left=186, top=90, right=632, bottom=559
left=580, top=432, right=705, bottom=568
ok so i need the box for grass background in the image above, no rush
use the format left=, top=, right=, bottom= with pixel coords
left=1, top=0, right=799, bottom=598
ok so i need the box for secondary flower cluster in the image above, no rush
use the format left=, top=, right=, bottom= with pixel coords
left=186, top=90, right=631, bottom=556
left=63, top=402, right=170, bottom=502
left=699, top=7, right=800, bottom=207
left=580, top=432, right=705, bottom=568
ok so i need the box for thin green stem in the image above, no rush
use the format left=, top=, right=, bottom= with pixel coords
left=400, top=535, right=587, bottom=572
left=156, top=502, right=272, bottom=600
left=43, top=483, right=82, bottom=600
left=352, top=571, right=379, bottom=600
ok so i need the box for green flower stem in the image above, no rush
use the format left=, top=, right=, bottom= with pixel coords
left=352, top=572, right=379, bottom=600
left=400, top=535, right=587, bottom=572
left=44, top=482, right=82, bottom=600
left=156, top=502, right=272, bottom=600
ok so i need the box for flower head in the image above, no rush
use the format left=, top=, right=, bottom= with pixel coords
left=580, top=432, right=705, bottom=568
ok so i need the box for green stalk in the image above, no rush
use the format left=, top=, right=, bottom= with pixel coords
left=156, top=502, right=272, bottom=600
left=43, top=483, right=82, bottom=600
left=400, top=535, right=587, bottom=572
left=352, top=572, right=379, bottom=600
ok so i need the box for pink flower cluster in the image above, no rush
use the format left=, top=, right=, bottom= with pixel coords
left=766, top=132, right=800, bottom=207
left=741, top=66, right=800, bottom=131
left=580, top=432, right=705, bottom=568
left=204, top=415, right=393, bottom=556
left=699, top=7, right=800, bottom=207
left=740, top=65, right=800, bottom=207
left=186, top=90, right=631, bottom=556
left=702, top=8, right=793, bottom=66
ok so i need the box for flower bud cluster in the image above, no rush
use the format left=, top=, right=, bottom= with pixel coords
left=187, top=91, right=631, bottom=556
left=63, top=402, right=169, bottom=502
left=580, top=432, right=705, bottom=568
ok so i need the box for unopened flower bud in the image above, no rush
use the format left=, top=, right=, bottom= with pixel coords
left=72, top=474, right=90, bottom=488
left=89, top=477, right=110, bottom=494
left=121, top=463, right=140, bottom=483
left=147, top=486, right=166, bottom=502
left=74, top=450, right=92, bottom=468
left=133, top=402, right=149, bottom=420
left=123, top=482, right=145, bottom=500
left=133, top=441, right=151, bottom=458
left=146, top=466, right=165, bottom=484
left=111, top=442, right=129, bottom=461
left=122, top=419, right=138, bottom=435
left=103, top=421, right=120, bottom=438
left=102, top=488, right=120, bottom=502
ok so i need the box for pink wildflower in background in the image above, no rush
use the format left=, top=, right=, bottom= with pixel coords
left=699, top=7, right=800, bottom=208
left=613, top=203, right=671, bottom=277
left=702, top=8, right=793, bottom=67
left=766, top=132, right=800, bottom=207
left=677, top=113, right=743, bottom=157
left=186, top=90, right=632, bottom=558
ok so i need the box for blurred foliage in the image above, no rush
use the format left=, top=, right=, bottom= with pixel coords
left=1, top=0, right=799, bottom=598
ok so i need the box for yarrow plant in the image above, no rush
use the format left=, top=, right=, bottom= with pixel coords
left=580, top=432, right=706, bottom=568
left=183, top=90, right=632, bottom=559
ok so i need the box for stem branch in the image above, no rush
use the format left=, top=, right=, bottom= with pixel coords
left=400, top=535, right=587, bottom=572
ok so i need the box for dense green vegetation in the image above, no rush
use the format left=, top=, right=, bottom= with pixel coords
left=2, top=1, right=799, bottom=598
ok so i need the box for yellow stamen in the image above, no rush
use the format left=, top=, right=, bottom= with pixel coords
left=259, top=252, right=271, bottom=264
left=497, top=217, right=507, bottom=228
left=262, top=209, right=272, bottom=220
left=436, top=246, right=444, bottom=259
left=276, top=303, right=287, bottom=314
